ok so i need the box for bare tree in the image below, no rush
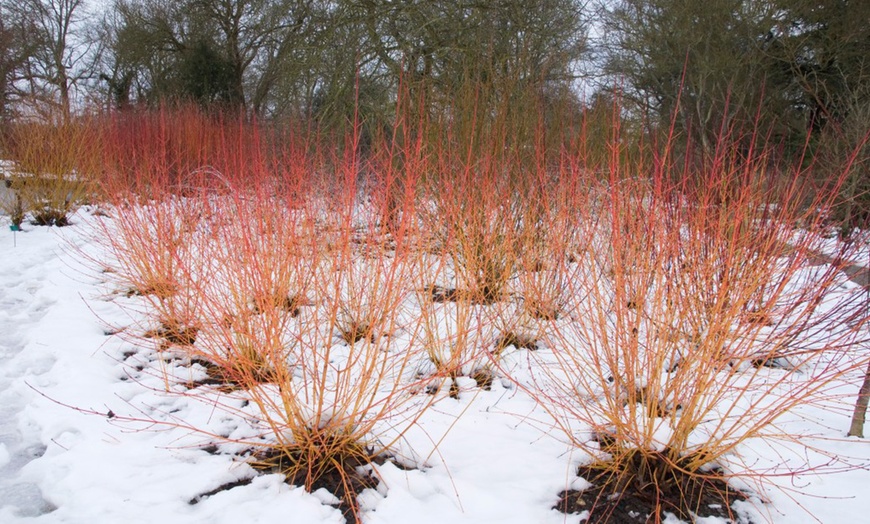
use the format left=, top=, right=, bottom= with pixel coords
left=0, top=14, right=23, bottom=120
left=103, top=0, right=317, bottom=115
left=600, top=0, right=786, bottom=154
left=349, top=0, right=586, bottom=101
left=2, top=0, right=100, bottom=120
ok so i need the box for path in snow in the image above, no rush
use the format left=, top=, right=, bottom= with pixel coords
left=0, top=227, right=63, bottom=516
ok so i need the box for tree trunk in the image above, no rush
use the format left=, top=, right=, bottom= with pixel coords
left=848, top=358, right=870, bottom=438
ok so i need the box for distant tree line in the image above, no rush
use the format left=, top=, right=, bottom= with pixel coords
left=600, top=0, right=870, bottom=227
left=0, top=1, right=586, bottom=122
left=1, top=1, right=868, bottom=175
left=601, top=0, right=870, bottom=155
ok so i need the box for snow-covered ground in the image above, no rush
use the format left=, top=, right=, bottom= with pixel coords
left=1, top=210, right=869, bottom=524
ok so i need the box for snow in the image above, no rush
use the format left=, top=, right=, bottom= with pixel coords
left=0, top=209, right=869, bottom=524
